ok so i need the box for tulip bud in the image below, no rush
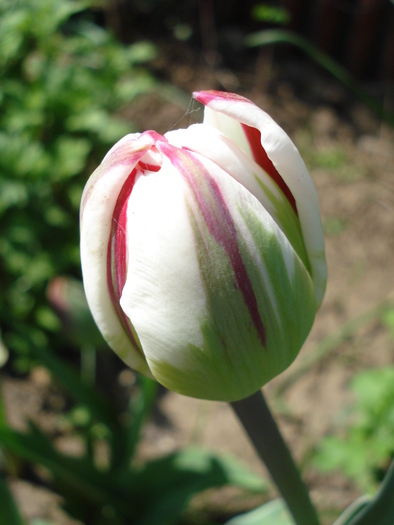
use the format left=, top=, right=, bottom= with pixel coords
left=80, top=90, right=327, bottom=401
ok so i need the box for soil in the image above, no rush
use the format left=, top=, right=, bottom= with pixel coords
left=2, top=47, right=394, bottom=525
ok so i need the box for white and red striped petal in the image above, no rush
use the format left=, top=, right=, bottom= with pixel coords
left=80, top=132, right=161, bottom=375
left=80, top=90, right=326, bottom=401
left=193, top=90, right=327, bottom=307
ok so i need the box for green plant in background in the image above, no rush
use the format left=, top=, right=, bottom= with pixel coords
left=219, top=305, right=394, bottom=524
left=251, top=4, right=290, bottom=25
left=245, top=29, right=394, bottom=127
left=314, top=363, right=394, bottom=494
left=0, top=0, right=157, bottom=370
left=312, top=308, right=394, bottom=495
left=0, top=348, right=267, bottom=525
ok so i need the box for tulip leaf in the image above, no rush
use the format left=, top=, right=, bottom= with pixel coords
left=0, top=423, right=134, bottom=521
left=333, top=496, right=371, bottom=525
left=110, top=375, right=158, bottom=475
left=224, top=499, right=295, bottom=525
left=0, top=476, right=26, bottom=525
left=126, top=448, right=268, bottom=525
left=336, top=459, right=394, bottom=525
left=0, top=421, right=267, bottom=525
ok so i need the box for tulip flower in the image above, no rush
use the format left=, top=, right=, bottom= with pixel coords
left=80, top=90, right=326, bottom=402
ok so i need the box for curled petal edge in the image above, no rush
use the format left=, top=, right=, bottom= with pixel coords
left=80, top=135, right=154, bottom=376
left=193, top=90, right=327, bottom=307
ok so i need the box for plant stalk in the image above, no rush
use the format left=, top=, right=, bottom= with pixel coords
left=231, top=389, right=320, bottom=525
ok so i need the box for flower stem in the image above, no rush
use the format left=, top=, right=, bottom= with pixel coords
left=230, top=389, right=320, bottom=525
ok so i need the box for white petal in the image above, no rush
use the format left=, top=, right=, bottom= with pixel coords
left=202, top=107, right=254, bottom=158
left=120, top=157, right=207, bottom=372
left=166, top=124, right=281, bottom=211
left=194, top=91, right=327, bottom=307
left=166, top=124, right=309, bottom=270
left=80, top=136, right=152, bottom=375
left=120, top=143, right=315, bottom=400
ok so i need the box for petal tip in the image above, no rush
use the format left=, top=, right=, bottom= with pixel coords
left=193, top=90, right=252, bottom=106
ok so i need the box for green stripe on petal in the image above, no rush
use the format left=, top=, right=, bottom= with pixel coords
left=193, top=90, right=327, bottom=308
left=254, top=174, right=311, bottom=274
left=238, top=204, right=316, bottom=357
left=149, top=150, right=315, bottom=401
left=166, top=124, right=311, bottom=278
left=150, top=204, right=315, bottom=401
left=150, top=205, right=266, bottom=401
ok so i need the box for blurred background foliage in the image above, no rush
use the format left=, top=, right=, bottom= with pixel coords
left=0, top=0, right=157, bottom=371
left=313, top=309, right=394, bottom=494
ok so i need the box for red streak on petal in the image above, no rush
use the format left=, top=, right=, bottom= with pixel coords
left=204, top=178, right=266, bottom=347
left=80, top=142, right=152, bottom=221
left=139, top=162, right=161, bottom=172
left=160, top=143, right=266, bottom=347
left=107, top=168, right=142, bottom=352
left=205, top=175, right=267, bottom=347
left=242, top=124, right=297, bottom=215
left=107, top=149, right=164, bottom=354
left=141, top=130, right=168, bottom=143
left=193, top=90, right=251, bottom=105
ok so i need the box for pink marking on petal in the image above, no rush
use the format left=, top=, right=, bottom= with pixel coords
left=159, top=142, right=266, bottom=347
left=80, top=141, right=151, bottom=221
left=139, top=162, right=161, bottom=172
left=106, top=139, right=165, bottom=355
left=193, top=90, right=252, bottom=106
left=192, top=91, right=298, bottom=215
left=141, top=130, right=168, bottom=143
left=107, top=168, right=143, bottom=353
left=242, top=124, right=298, bottom=215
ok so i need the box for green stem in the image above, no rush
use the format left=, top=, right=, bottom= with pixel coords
left=231, top=389, right=320, bottom=525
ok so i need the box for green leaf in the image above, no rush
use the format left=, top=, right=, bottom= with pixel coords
left=251, top=5, right=290, bottom=25
left=65, top=111, right=131, bottom=144
left=0, top=423, right=132, bottom=518
left=0, top=180, right=28, bottom=215
left=224, top=499, right=294, bottom=525
left=333, top=496, right=371, bottom=525
left=26, top=0, right=89, bottom=38
left=342, top=459, right=394, bottom=525
left=126, top=448, right=267, bottom=525
left=0, top=422, right=267, bottom=525
left=125, top=41, right=157, bottom=64
left=110, top=375, right=158, bottom=475
left=0, top=476, right=26, bottom=525
left=314, top=365, right=394, bottom=493
left=131, top=447, right=267, bottom=494
left=54, top=136, right=91, bottom=179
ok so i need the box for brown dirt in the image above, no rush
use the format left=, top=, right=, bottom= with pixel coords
left=2, top=56, right=394, bottom=525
